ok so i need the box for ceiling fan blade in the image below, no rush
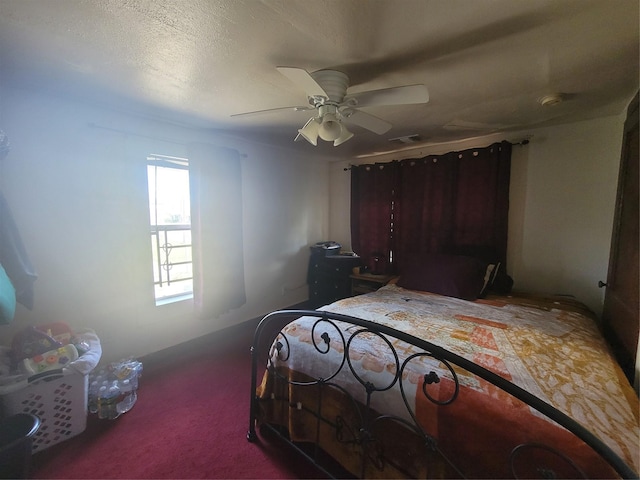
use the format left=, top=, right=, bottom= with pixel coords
left=230, top=105, right=314, bottom=117
left=343, top=84, right=429, bottom=108
left=341, top=109, right=392, bottom=135
left=276, top=67, right=328, bottom=98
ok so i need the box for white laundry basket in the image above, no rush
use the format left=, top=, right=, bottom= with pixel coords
left=1, top=371, right=88, bottom=452
left=0, top=329, right=101, bottom=452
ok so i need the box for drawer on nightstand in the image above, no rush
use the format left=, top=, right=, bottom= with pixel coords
left=307, top=255, right=361, bottom=305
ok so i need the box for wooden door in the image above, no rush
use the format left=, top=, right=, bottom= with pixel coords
left=602, top=92, right=639, bottom=389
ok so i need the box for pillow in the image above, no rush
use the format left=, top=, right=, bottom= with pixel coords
left=444, top=245, right=499, bottom=265
left=397, top=253, right=488, bottom=300
left=444, top=245, right=505, bottom=297
left=0, top=264, right=16, bottom=324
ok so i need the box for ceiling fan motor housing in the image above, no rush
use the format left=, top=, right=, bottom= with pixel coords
left=310, top=72, right=351, bottom=142
left=310, top=70, right=349, bottom=105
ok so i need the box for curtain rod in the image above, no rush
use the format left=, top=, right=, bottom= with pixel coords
left=87, top=123, right=248, bottom=157
left=88, top=122, right=186, bottom=145
left=343, top=137, right=530, bottom=170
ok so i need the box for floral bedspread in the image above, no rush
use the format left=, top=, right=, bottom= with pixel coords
left=261, top=284, right=639, bottom=477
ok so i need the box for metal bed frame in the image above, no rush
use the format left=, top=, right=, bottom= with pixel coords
left=248, top=309, right=638, bottom=479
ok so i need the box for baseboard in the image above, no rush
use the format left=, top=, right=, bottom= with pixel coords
left=140, top=300, right=313, bottom=374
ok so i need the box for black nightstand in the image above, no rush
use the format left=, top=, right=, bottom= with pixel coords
left=350, top=273, right=395, bottom=296
left=308, top=254, right=361, bottom=308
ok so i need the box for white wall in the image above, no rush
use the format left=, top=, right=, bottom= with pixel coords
left=0, top=83, right=628, bottom=365
left=508, top=117, right=624, bottom=317
left=0, top=86, right=333, bottom=363
left=329, top=114, right=626, bottom=318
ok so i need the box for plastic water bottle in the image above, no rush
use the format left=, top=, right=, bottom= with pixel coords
left=89, top=358, right=143, bottom=419
left=116, top=378, right=137, bottom=414
left=96, top=385, right=107, bottom=419
left=97, top=382, right=121, bottom=420
left=88, top=380, right=100, bottom=414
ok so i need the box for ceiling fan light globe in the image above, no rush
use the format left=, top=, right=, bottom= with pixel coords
left=333, top=126, right=354, bottom=146
left=297, top=118, right=320, bottom=146
left=318, top=114, right=342, bottom=141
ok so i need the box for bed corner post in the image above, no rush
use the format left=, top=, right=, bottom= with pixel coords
left=247, top=342, right=259, bottom=442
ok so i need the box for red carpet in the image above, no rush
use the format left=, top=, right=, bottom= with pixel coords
left=31, top=321, right=328, bottom=479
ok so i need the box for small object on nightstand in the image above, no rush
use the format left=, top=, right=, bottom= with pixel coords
left=368, top=252, right=386, bottom=275
left=350, top=272, right=396, bottom=296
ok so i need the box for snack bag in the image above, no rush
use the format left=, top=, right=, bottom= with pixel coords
left=11, top=326, right=62, bottom=361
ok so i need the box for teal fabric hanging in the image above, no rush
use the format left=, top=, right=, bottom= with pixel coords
left=0, top=263, right=16, bottom=324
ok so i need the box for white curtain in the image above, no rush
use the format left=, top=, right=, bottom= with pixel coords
left=188, top=143, right=246, bottom=319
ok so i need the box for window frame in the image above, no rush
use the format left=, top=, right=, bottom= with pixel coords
left=147, top=154, right=194, bottom=305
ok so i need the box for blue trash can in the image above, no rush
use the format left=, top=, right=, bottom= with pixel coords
left=0, top=414, right=41, bottom=479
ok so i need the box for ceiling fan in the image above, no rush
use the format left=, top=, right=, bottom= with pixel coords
left=231, top=67, right=429, bottom=146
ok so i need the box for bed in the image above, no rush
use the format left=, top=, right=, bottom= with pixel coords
left=248, top=255, right=639, bottom=479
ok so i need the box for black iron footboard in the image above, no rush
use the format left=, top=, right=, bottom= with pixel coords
left=247, top=309, right=638, bottom=479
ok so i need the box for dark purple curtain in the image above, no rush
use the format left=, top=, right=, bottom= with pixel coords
left=394, top=153, right=457, bottom=272
left=350, top=162, right=398, bottom=273
left=351, top=141, right=511, bottom=274
left=452, top=142, right=511, bottom=264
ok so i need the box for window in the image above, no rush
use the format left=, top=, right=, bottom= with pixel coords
left=147, top=154, right=193, bottom=304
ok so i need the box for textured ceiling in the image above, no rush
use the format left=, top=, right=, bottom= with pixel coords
left=0, top=0, right=638, bottom=158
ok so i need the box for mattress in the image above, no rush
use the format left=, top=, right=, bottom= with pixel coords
left=255, top=284, right=639, bottom=478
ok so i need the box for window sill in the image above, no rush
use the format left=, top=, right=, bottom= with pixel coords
left=155, top=293, right=194, bottom=307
